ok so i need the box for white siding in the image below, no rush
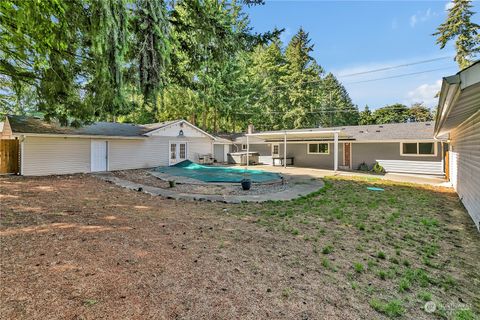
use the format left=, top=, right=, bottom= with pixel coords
left=376, top=160, right=444, bottom=175
left=449, top=111, right=480, bottom=230
left=22, top=136, right=90, bottom=176
left=149, top=122, right=208, bottom=138
left=108, top=136, right=212, bottom=170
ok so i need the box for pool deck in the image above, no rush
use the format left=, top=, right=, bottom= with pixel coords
left=95, top=172, right=324, bottom=203
left=244, top=165, right=450, bottom=187
left=95, top=165, right=449, bottom=204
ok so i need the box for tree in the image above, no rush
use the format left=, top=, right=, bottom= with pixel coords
left=408, top=103, right=433, bottom=122
left=282, top=28, right=324, bottom=128
left=319, top=73, right=358, bottom=127
left=433, top=0, right=480, bottom=69
left=359, top=105, right=375, bottom=125
left=372, top=104, right=409, bottom=124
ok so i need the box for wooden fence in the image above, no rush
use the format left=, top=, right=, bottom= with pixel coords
left=0, top=139, right=20, bottom=174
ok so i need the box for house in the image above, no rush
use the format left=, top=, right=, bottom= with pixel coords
left=1, top=115, right=215, bottom=176
left=435, top=61, right=480, bottom=230
left=220, top=122, right=447, bottom=175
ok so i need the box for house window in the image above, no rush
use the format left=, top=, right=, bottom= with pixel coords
left=401, top=142, right=436, bottom=156
left=242, top=144, right=247, bottom=150
left=272, top=144, right=279, bottom=156
left=308, top=143, right=329, bottom=154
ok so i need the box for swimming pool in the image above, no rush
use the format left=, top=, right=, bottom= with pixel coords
left=154, top=160, right=281, bottom=183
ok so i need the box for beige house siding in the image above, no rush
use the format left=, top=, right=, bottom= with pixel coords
left=22, top=136, right=90, bottom=176
left=449, top=111, right=480, bottom=230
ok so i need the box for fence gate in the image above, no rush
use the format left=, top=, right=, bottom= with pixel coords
left=0, top=139, right=20, bottom=174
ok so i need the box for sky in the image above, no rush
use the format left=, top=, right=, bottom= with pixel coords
left=245, top=0, right=480, bottom=111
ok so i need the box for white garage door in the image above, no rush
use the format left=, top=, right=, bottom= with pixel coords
left=91, top=140, right=108, bottom=172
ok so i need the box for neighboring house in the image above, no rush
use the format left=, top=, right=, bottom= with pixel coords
left=1, top=115, right=215, bottom=176
left=435, top=61, right=480, bottom=230
left=221, top=122, right=446, bottom=175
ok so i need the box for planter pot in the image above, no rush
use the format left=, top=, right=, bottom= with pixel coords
left=168, top=180, right=176, bottom=188
left=241, top=179, right=252, bottom=190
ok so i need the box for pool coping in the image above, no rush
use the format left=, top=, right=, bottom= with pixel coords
left=94, top=173, right=325, bottom=204
left=149, top=170, right=284, bottom=186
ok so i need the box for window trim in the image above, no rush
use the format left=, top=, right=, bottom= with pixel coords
left=400, top=141, right=437, bottom=157
left=307, top=143, right=330, bottom=155
left=272, top=143, right=280, bottom=156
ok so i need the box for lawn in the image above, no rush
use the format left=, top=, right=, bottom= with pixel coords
left=1, top=174, right=479, bottom=319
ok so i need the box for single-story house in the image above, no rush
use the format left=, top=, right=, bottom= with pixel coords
left=218, top=122, right=447, bottom=175
left=435, top=61, right=479, bottom=230
left=1, top=115, right=216, bottom=176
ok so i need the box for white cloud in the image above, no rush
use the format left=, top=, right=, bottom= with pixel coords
left=410, top=8, right=436, bottom=28
left=445, top=1, right=454, bottom=11
left=410, top=15, right=418, bottom=27
left=406, top=80, right=442, bottom=107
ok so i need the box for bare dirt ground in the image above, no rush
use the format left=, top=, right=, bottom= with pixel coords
left=1, top=174, right=479, bottom=320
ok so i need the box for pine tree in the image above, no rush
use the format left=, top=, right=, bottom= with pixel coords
left=359, top=105, right=375, bottom=125
left=283, top=28, right=324, bottom=128
left=434, top=0, right=480, bottom=69
left=319, top=73, right=358, bottom=126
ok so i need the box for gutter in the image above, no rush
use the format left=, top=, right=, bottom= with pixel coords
left=12, top=133, right=147, bottom=140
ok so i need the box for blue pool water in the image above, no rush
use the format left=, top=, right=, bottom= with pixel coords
left=154, top=160, right=281, bottom=183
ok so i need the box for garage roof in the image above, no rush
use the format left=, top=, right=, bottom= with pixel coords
left=4, top=115, right=180, bottom=138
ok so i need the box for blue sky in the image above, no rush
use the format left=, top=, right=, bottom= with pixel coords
left=245, top=0, right=480, bottom=110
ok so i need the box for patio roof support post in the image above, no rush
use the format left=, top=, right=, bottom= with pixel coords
left=334, top=132, right=338, bottom=172
left=284, top=131, right=287, bottom=169
left=246, top=135, right=249, bottom=169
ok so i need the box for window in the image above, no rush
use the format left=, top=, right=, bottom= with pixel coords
left=170, top=143, right=176, bottom=160
left=272, top=144, right=279, bottom=156
left=242, top=144, right=247, bottom=150
left=308, top=143, right=329, bottom=154
left=179, top=143, right=186, bottom=159
left=401, top=142, right=435, bottom=156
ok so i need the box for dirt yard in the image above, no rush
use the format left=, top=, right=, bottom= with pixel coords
left=1, top=174, right=479, bottom=319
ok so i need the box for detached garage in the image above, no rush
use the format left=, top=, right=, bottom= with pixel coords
left=435, top=61, right=480, bottom=230
left=1, top=116, right=215, bottom=176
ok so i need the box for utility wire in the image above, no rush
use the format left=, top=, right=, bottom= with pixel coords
left=337, top=56, right=452, bottom=78
left=344, top=66, right=456, bottom=85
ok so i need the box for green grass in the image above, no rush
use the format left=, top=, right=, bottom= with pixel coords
left=370, top=299, right=405, bottom=318
left=229, top=176, right=479, bottom=319
left=353, top=262, right=364, bottom=273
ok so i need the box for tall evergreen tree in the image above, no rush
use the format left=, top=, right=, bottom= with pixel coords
left=359, top=105, right=374, bottom=125
left=283, top=28, right=324, bottom=128
left=319, top=73, right=358, bottom=127
left=434, top=0, right=480, bottom=68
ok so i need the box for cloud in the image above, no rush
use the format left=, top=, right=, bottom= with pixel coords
left=445, top=1, right=454, bottom=11
left=410, top=15, right=418, bottom=27
left=410, top=8, right=436, bottom=28
left=406, top=80, right=442, bottom=107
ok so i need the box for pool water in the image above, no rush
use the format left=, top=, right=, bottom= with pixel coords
left=154, top=160, right=281, bottom=183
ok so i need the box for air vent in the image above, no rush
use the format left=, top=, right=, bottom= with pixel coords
left=376, top=130, right=381, bottom=132
left=379, top=125, right=383, bottom=128
left=425, top=123, right=431, bottom=126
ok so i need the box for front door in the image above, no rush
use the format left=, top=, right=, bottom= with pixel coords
left=91, top=140, right=107, bottom=172
left=343, top=142, right=351, bottom=169
left=169, top=142, right=187, bottom=165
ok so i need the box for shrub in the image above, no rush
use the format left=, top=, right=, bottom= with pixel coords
left=371, top=162, right=385, bottom=174
left=358, top=162, right=370, bottom=171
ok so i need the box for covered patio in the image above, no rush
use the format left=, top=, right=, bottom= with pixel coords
left=245, top=129, right=346, bottom=171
